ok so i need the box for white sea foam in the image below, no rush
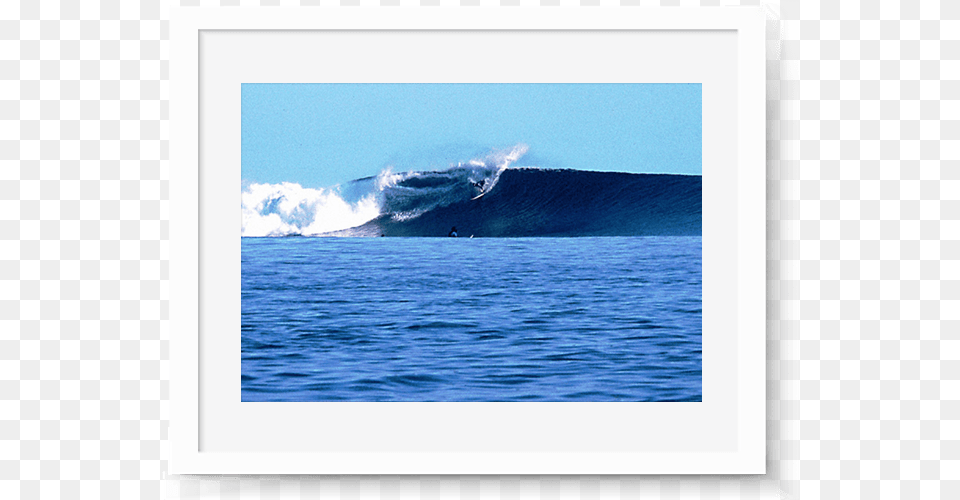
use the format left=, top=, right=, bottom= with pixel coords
left=240, top=182, right=380, bottom=237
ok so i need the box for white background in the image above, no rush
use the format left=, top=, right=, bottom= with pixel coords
left=4, top=0, right=953, bottom=499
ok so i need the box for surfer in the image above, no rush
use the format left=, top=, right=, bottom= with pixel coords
left=471, top=179, right=489, bottom=201
left=448, top=226, right=458, bottom=237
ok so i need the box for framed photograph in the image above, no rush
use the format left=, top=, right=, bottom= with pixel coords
left=170, top=7, right=766, bottom=474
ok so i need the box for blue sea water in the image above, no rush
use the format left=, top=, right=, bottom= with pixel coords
left=241, top=236, right=701, bottom=402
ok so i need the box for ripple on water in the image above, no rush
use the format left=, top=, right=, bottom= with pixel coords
left=242, top=237, right=702, bottom=402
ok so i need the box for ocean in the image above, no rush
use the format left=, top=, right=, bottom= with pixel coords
left=241, top=236, right=702, bottom=402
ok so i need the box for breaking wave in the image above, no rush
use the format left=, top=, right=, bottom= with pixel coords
left=241, top=144, right=528, bottom=237
left=241, top=143, right=701, bottom=237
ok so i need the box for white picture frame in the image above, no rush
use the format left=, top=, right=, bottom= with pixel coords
left=170, top=6, right=766, bottom=475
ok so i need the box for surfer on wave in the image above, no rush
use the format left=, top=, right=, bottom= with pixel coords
left=448, top=226, right=458, bottom=237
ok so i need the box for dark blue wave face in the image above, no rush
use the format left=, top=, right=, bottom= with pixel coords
left=333, top=168, right=701, bottom=237
left=241, top=237, right=702, bottom=402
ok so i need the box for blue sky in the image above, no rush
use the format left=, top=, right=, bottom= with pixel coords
left=242, top=83, right=701, bottom=188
